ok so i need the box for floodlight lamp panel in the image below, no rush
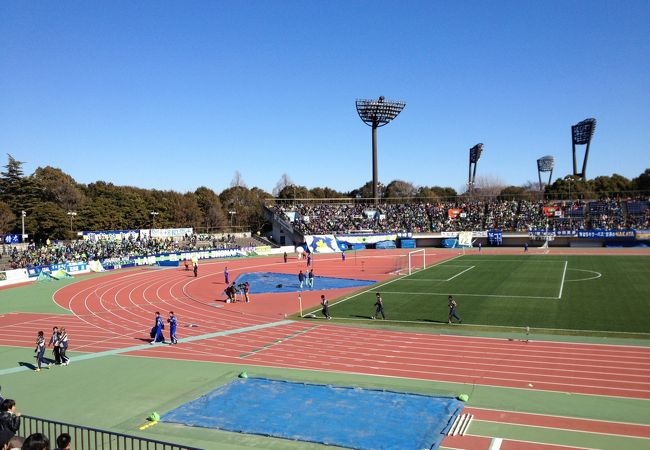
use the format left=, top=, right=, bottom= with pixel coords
left=356, top=97, right=406, bottom=127
left=537, top=155, right=555, bottom=172
left=572, top=118, right=597, bottom=145
left=469, top=143, right=484, bottom=163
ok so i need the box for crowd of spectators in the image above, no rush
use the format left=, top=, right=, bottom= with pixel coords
left=0, top=233, right=253, bottom=271
left=272, top=199, right=650, bottom=235
left=1, top=397, right=73, bottom=450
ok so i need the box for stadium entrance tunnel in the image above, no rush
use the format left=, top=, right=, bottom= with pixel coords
left=234, top=272, right=376, bottom=294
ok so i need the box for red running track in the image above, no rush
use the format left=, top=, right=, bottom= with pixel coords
left=2, top=250, right=650, bottom=448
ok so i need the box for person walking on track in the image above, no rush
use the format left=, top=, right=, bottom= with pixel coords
left=448, top=295, right=462, bottom=324
left=372, top=293, right=386, bottom=320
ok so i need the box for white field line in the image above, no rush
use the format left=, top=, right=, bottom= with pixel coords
left=458, top=259, right=568, bottom=263
left=378, top=291, right=559, bottom=300
left=327, top=254, right=465, bottom=310
left=445, top=265, right=475, bottom=282
left=565, top=268, right=602, bottom=282
left=558, top=260, right=568, bottom=299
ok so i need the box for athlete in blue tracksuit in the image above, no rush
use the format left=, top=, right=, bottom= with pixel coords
left=168, top=312, right=178, bottom=345
left=151, top=312, right=165, bottom=344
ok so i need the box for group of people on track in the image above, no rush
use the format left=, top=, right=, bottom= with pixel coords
left=150, top=311, right=178, bottom=345
left=34, top=326, right=70, bottom=371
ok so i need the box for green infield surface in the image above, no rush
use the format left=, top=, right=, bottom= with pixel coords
left=321, top=255, right=650, bottom=334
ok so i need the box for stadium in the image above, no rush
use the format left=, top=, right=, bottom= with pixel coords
left=2, top=3, right=650, bottom=450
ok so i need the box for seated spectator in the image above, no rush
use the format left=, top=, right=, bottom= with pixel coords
left=54, top=432, right=71, bottom=450
left=8, top=435, right=24, bottom=450
left=1, top=430, right=14, bottom=450
left=22, top=433, right=50, bottom=450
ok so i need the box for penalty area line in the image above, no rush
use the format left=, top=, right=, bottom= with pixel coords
left=327, top=254, right=465, bottom=310
left=558, top=260, right=568, bottom=299
left=445, top=265, right=475, bottom=282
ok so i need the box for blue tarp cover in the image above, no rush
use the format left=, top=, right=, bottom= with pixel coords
left=162, top=378, right=463, bottom=450
left=234, top=272, right=376, bottom=294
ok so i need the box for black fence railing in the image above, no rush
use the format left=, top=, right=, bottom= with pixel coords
left=20, top=415, right=203, bottom=450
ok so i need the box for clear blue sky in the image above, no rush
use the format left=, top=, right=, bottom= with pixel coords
left=1, top=1, right=649, bottom=195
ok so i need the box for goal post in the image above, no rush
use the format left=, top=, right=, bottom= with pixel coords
left=408, top=249, right=426, bottom=275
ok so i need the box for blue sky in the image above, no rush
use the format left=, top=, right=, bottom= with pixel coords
left=1, top=1, right=649, bottom=195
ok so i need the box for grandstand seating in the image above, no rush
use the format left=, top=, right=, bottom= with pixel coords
left=270, top=198, right=650, bottom=235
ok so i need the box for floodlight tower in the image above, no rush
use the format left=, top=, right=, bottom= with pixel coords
left=468, top=143, right=484, bottom=194
left=536, top=156, right=555, bottom=191
left=356, top=96, right=406, bottom=203
left=571, top=118, right=596, bottom=179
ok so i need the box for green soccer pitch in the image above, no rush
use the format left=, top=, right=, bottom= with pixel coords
left=324, top=255, right=650, bottom=335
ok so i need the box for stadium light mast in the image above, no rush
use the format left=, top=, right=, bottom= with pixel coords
left=468, top=143, right=484, bottom=195
left=356, top=96, right=406, bottom=203
left=571, top=118, right=596, bottom=180
left=536, top=156, right=555, bottom=192
left=67, top=211, right=77, bottom=232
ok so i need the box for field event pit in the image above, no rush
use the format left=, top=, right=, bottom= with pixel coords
left=162, top=377, right=464, bottom=450
left=234, top=272, right=376, bottom=293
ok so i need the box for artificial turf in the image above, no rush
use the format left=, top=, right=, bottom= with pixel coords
left=325, top=255, right=650, bottom=333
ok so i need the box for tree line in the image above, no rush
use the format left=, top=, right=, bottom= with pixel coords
left=0, top=154, right=647, bottom=241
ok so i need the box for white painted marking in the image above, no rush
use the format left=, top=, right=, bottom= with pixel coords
left=565, top=268, right=603, bottom=282
left=327, top=254, right=465, bottom=310
left=488, top=437, right=503, bottom=450
left=445, top=265, right=475, bottom=281
left=378, top=291, right=558, bottom=300
left=558, top=260, right=568, bottom=299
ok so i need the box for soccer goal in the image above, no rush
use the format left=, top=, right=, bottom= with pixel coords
left=407, top=249, right=426, bottom=275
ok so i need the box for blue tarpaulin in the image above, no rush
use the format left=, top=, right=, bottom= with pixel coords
left=234, top=272, right=376, bottom=294
left=162, top=378, right=463, bottom=450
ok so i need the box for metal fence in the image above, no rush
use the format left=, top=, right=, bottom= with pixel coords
left=20, top=415, right=203, bottom=450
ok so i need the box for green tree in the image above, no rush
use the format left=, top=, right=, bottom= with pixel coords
left=24, top=202, right=69, bottom=241
left=633, top=168, right=650, bottom=192
left=195, top=186, right=226, bottom=232
left=219, top=186, right=271, bottom=232
left=384, top=180, right=417, bottom=198
left=0, top=154, right=40, bottom=214
left=0, top=201, right=16, bottom=236
left=498, top=186, right=534, bottom=201
left=309, top=187, right=347, bottom=199
left=277, top=185, right=312, bottom=200
left=591, top=174, right=633, bottom=197
left=33, top=166, right=86, bottom=211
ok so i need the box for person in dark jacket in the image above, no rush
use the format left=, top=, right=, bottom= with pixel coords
left=0, top=399, right=21, bottom=436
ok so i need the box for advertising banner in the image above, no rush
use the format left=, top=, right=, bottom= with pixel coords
left=336, top=233, right=397, bottom=244
left=577, top=229, right=635, bottom=239
left=441, top=231, right=488, bottom=238
left=83, top=230, right=139, bottom=241
left=2, top=234, right=22, bottom=244
left=635, top=230, right=650, bottom=240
